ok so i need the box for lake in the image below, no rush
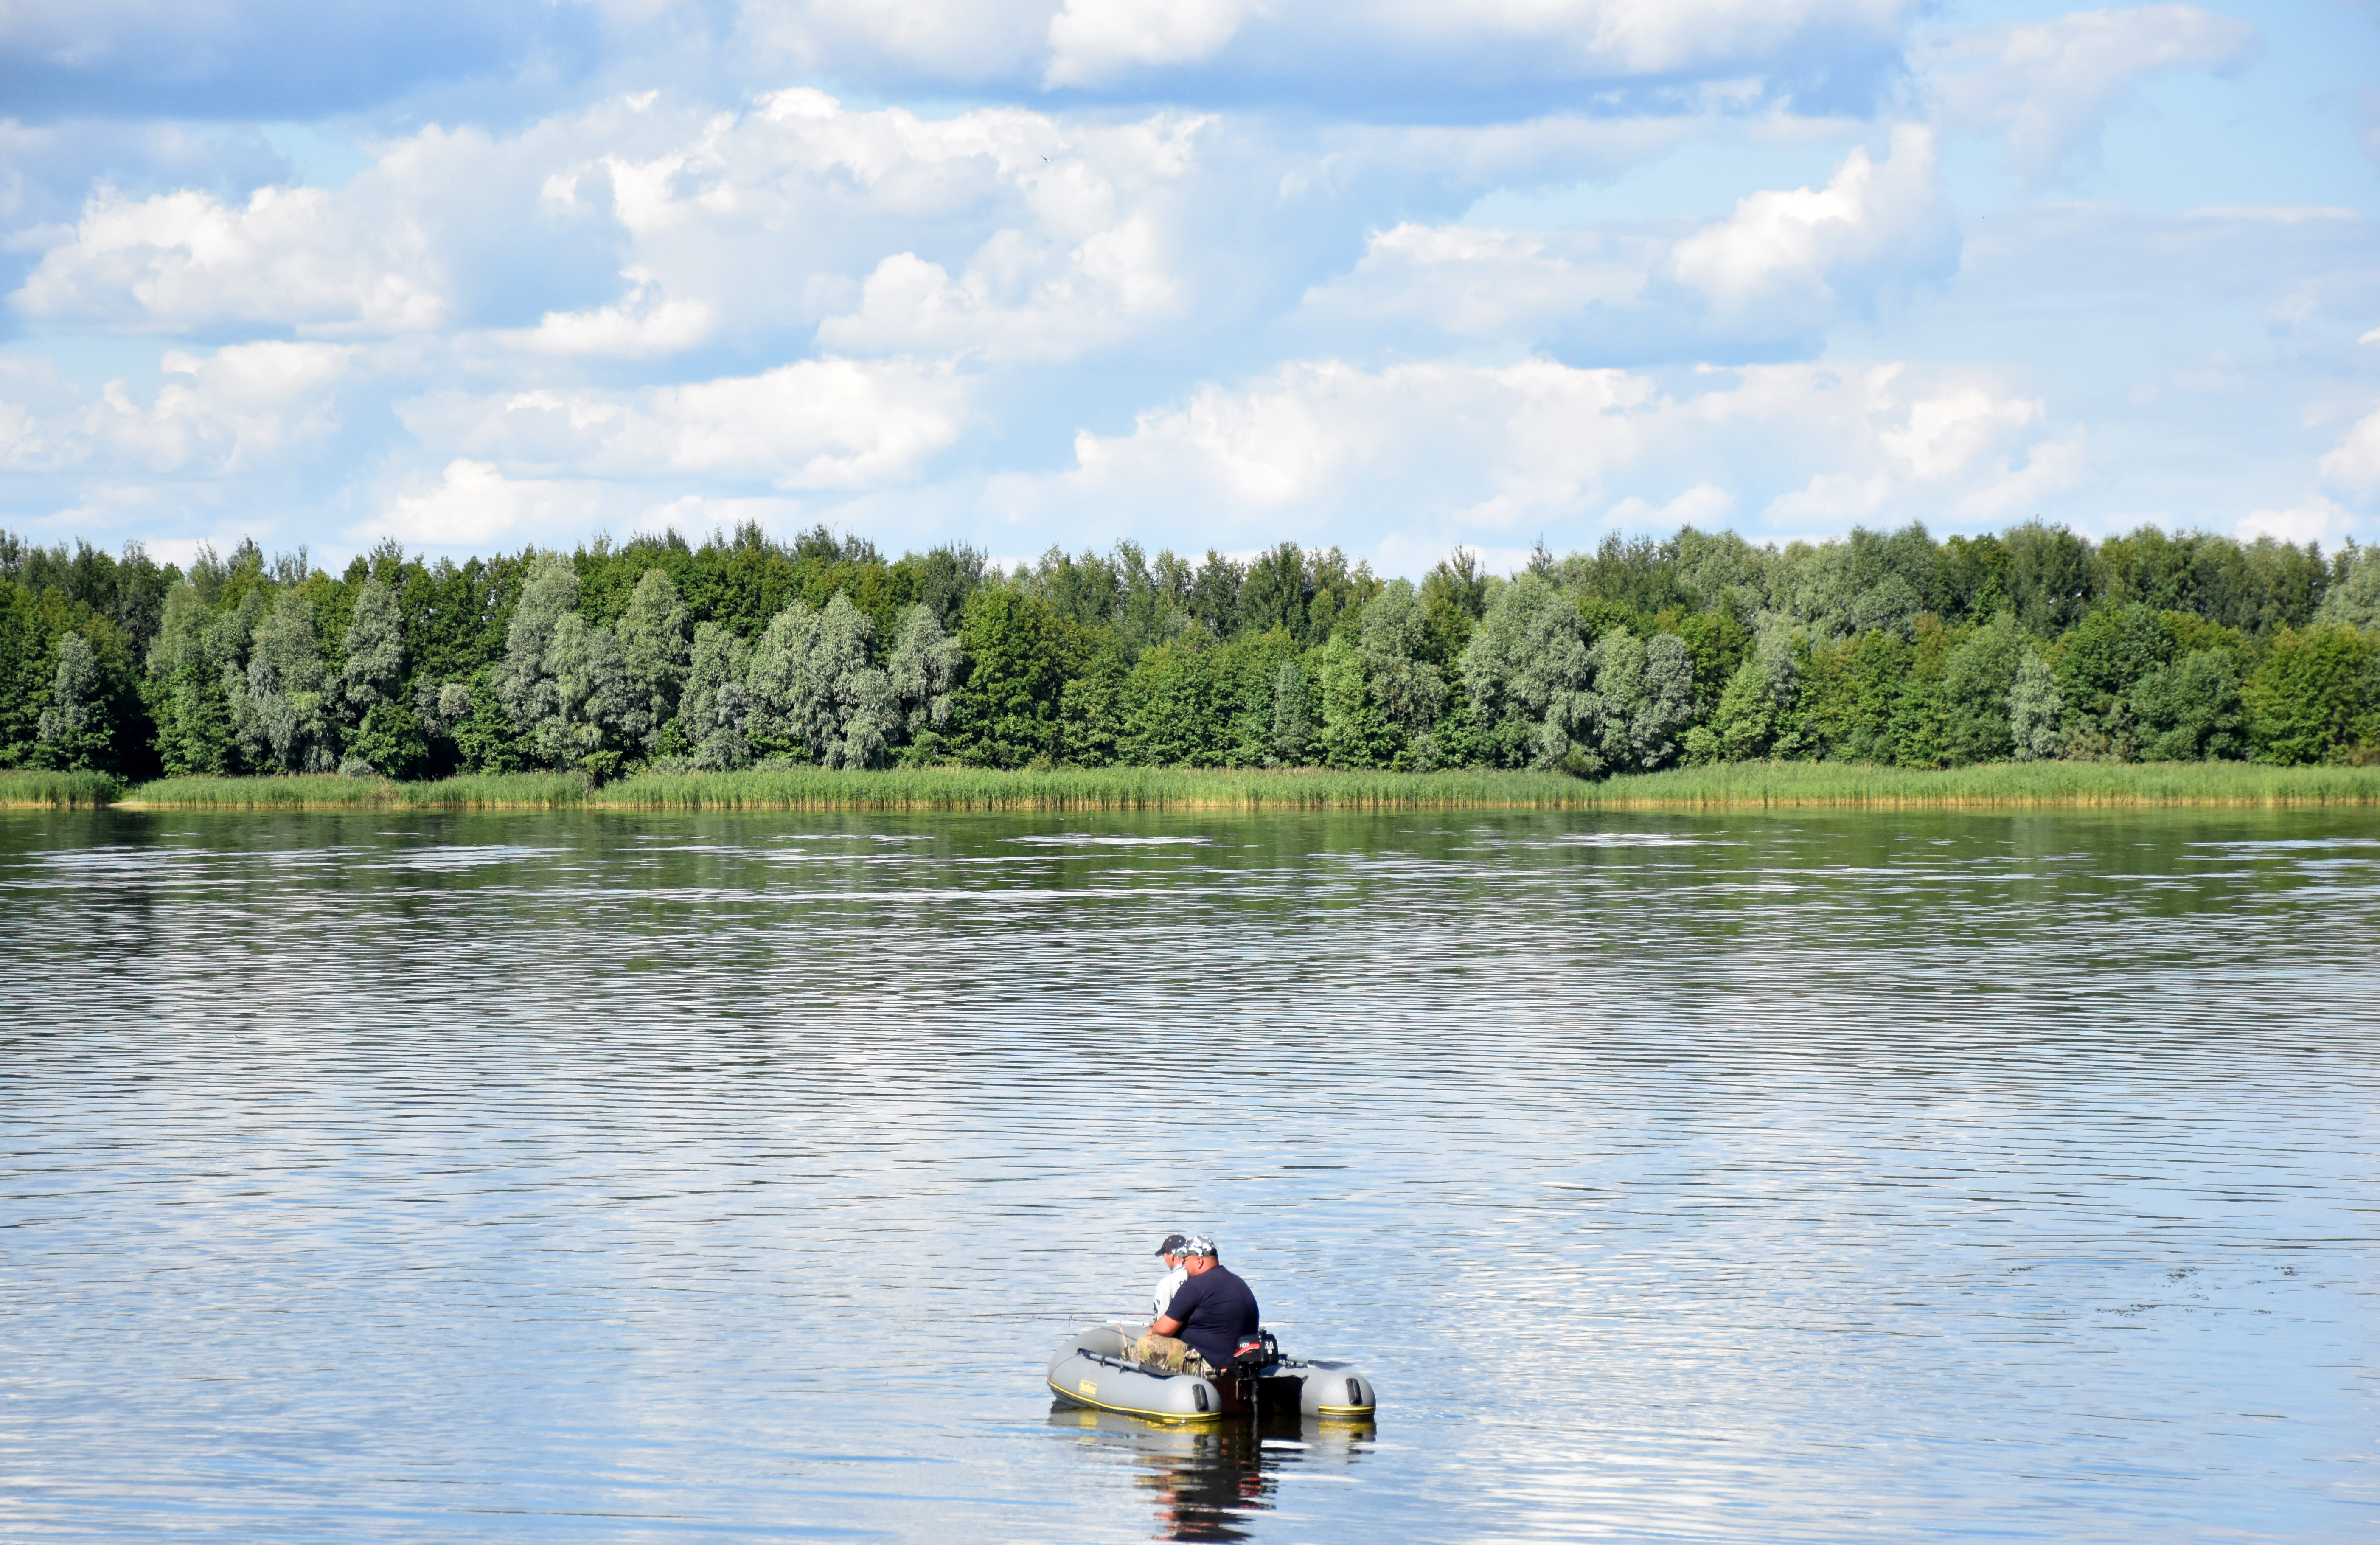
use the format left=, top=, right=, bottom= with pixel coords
left=4, top=807, right=2375, bottom=1542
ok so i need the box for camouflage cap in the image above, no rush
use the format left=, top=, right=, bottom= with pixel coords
left=1178, top=1234, right=1218, bottom=1257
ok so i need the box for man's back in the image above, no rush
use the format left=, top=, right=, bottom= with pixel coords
left=1162, top=1264, right=1259, bottom=1370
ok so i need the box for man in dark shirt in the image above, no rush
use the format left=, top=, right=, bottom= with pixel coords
left=1131, top=1235, right=1259, bottom=1374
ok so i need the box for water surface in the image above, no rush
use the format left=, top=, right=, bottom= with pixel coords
left=5, top=808, right=2376, bottom=1542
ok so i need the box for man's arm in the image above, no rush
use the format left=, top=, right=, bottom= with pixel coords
left=1150, top=1274, right=1196, bottom=1337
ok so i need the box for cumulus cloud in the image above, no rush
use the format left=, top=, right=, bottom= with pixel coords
left=509, top=269, right=714, bottom=357
left=1665, top=124, right=1953, bottom=328
left=738, top=0, right=1914, bottom=104
left=0, top=341, right=353, bottom=473
left=2238, top=493, right=2354, bottom=544
left=1916, top=5, right=2259, bottom=185
left=1295, top=129, right=1953, bottom=357
left=1044, top=0, right=1251, bottom=86
left=2317, top=404, right=2380, bottom=497
left=1002, top=354, right=2060, bottom=543
left=400, top=357, right=969, bottom=491
left=1298, top=224, right=1656, bottom=348
left=362, top=461, right=821, bottom=550
left=11, top=185, right=441, bottom=333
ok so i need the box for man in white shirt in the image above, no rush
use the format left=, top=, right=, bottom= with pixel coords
left=1150, top=1233, right=1189, bottom=1319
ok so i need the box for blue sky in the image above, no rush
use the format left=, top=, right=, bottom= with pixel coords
left=2, top=0, right=2378, bottom=573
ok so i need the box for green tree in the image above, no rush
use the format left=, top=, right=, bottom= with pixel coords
left=2129, top=648, right=2248, bottom=761
left=1058, top=638, right=1129, bottom=767
left=617, top=567, right=691, bottom=758
left=2316, top=545, right=2380, bottom=631
left=341, top=577, right=405, bottom=716
left=1457, top=572, right=1595, bottom=768
left=948, top=587, right=1065, bottom=767
left=2007, top=646, right=2065, bottom=761
left=1937, top=616, right=2023, bottom=764
left=246, top=587, right=339, bottom=772
left=34, top=633, right=113, bottom=770
left=1688, top=625, right=1799, bottom=764
left=679, top=622, right=753, bottom=770
left=2245, top=625, right=2378, bottom=764
left=1122, top=641, right=1220, bottom=764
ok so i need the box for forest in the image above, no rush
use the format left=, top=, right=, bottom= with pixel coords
left=3, top=518, right=2378, bottom=784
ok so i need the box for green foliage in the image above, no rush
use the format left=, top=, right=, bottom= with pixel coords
left=2129, top=648, right=2249, bottom=762
left=2316, top=545, right=2380, bottom=630
left=2008, top=646, right=2064, bottom=761
left=348, top=700, right=431, bottom=779
left=1122, top=640, right=1221, bottom=765
left=1937, top=615, right=2024, bottom=765
left=1693, top=628, right=1799, bottom=764
left=2245, top=625, right=2379, bottom=764
left=5, top=516, right=2377, bottom=784
left=34, top=634, right=115, bottom=770
left=949, top=586, right=1065, bottom=767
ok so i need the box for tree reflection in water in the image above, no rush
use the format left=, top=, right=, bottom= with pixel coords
left=1047, top=1407, right=1375, bottom=1542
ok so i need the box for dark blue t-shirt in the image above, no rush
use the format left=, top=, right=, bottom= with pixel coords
left=1163, top=1264, right=1260, bottom=1370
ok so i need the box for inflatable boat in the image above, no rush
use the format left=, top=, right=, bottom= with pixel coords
left=1045, top=1323, right=1379, bottom=1424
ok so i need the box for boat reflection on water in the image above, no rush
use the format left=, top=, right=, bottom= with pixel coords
left=1047, top=1406, right=1374, bottom=1542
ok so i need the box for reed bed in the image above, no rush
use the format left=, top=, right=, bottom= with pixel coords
left=598, top=766, right=1598, bottom=810
left=94, top=761, right=2380, bottom=812
left=1589, top=760, right=2380, bottom=808
left=0, top=769, right=127, bottom=807
left=121, top=772, right=592, bottom=809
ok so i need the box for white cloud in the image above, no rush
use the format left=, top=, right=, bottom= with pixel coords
left=510, top=270, right=715, bottom=358
left=1605, top=482, right=1737, bottom=530
left=2238, top=492, right=2352, bottom=544
left=1294, top=129, right=1953, bottom=354
left=369, top=459, right=567, bottom=547
left=1666, top=125, right=1952, bottom=326
left=362, top=461, right=820, bottom=550
left=1917, top=5, right=2259, bottom=185
left=741, top=0, right=1915, bottom=97
left=0, top=341, right=353, bottom=473
left=11, top=185, right=441, bottom=333
left=2317, top=404, right=2380, bottom=497
left=1342, top=0, right=1910, bottom=76
left=1298, top=223, right=1656, bottom=346
left=1044, top=0, right=1251, bottom=86
left=1002, top=354, right=2059, bottom=546
left=815, top=214, right=1179, bottom=362
left=401, top=357, right=969, bottom=491
left=1953, top=428, right=2086, bottom=518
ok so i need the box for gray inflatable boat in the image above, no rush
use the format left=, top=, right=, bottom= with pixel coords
left=1046, top=1323, right=1379, bottom=1424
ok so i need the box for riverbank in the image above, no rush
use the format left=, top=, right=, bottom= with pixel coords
left=90, top=767, right=1594, bottom=811
left=9, top=761, right=2380, bottom=812
left=1589, top=761, right=2380, bottom=808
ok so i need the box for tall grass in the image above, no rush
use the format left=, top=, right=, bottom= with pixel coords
left=121, top=772, right=592, bottom=809
left=0, top=769, right=126, bottom=807
left=598, top=766, right=1599, bottom=810
left=1589, top=760, right=2380, bottom=807
left=98, top=761, right=2380, bottom=812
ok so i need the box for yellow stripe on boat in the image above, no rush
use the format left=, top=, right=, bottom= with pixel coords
left=1046, top=1376, right=1224, bottom=1424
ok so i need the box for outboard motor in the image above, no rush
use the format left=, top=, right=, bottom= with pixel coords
left=1228, top=1330, right=1283, bottom=1418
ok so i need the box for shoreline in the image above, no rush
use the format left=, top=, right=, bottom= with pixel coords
left=10, top=762, right=2380, bottom=812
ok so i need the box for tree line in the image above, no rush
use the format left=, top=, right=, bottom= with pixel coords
left=3, top=518, right=2377, bottom=782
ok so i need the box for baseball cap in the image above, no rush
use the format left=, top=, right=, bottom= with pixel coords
left=1178, top=1234, right=1217, bottom=1257
left=1154, top=1233, right=1189, bottom=1256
